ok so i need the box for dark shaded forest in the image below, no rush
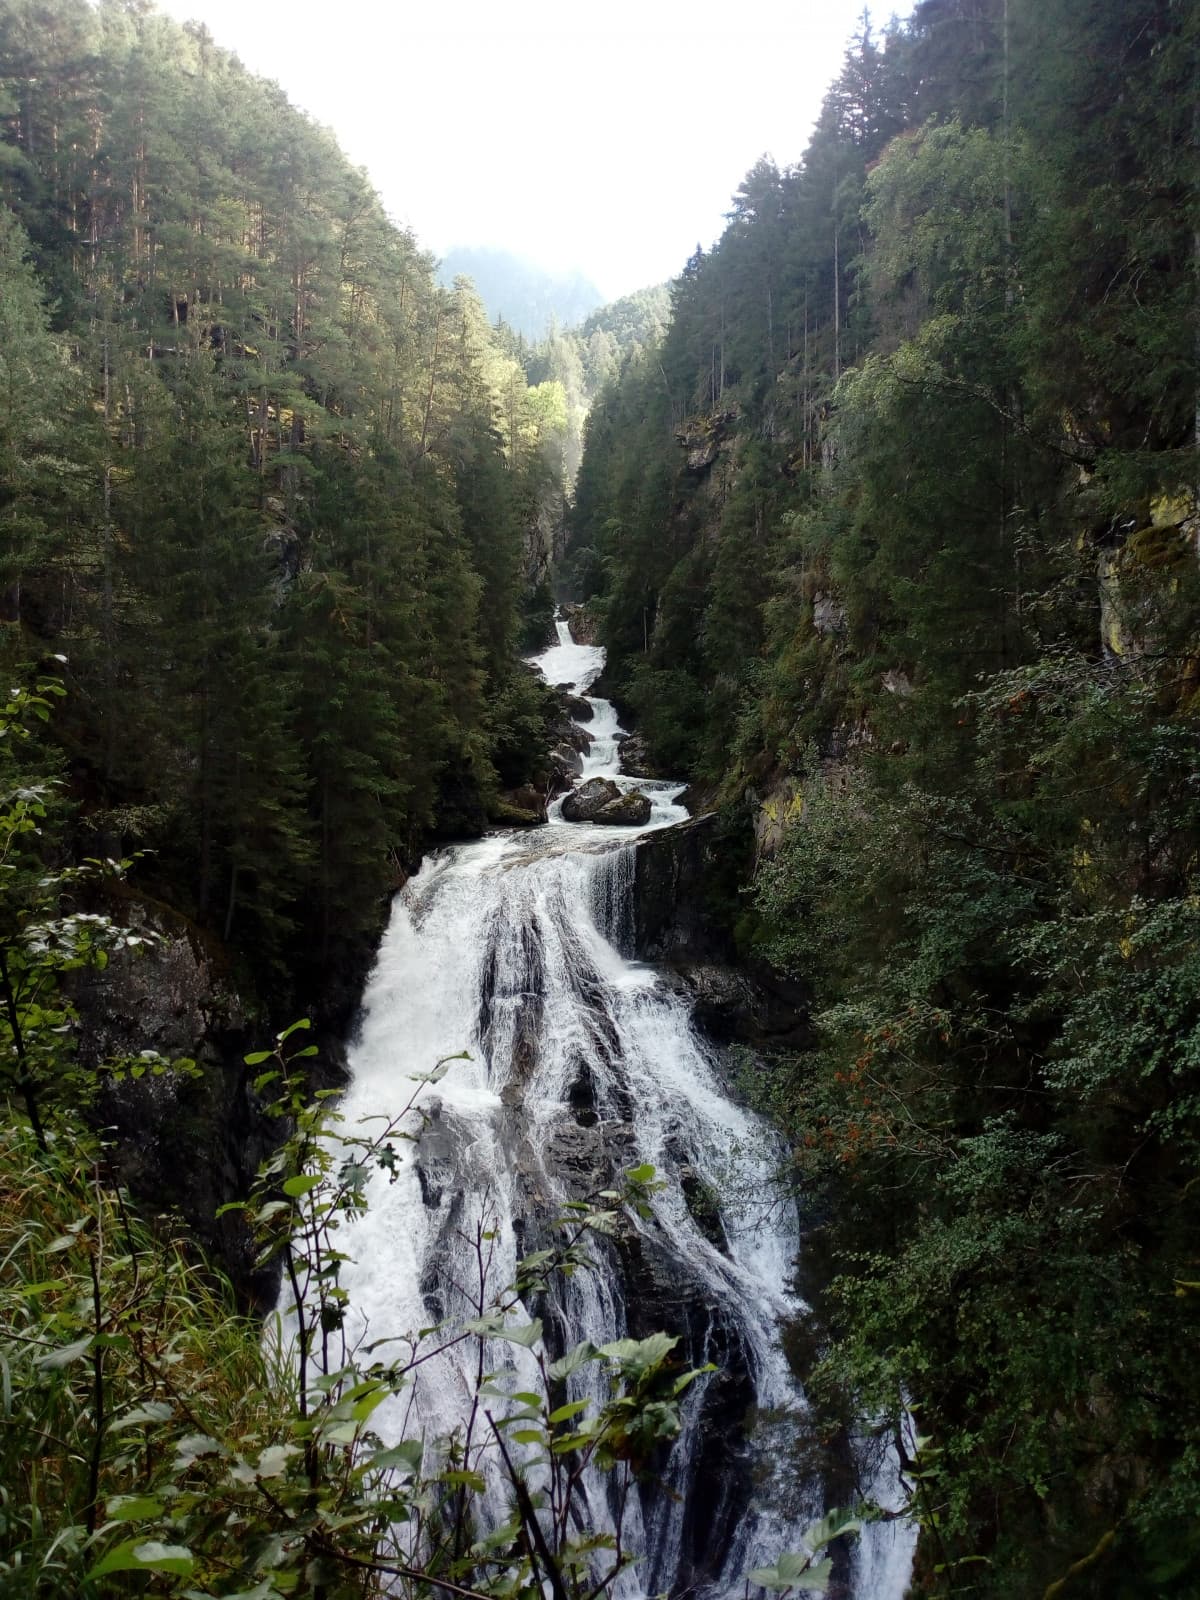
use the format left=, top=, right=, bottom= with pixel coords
left=0, top=0, right=579, bottom=1018
left=569, top=0, right=1200, bottom=1592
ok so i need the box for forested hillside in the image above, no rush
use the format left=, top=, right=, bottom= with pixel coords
left=571, top=0, right=1200, bottom=1592
left=0, top=0, right=577, bottom=1014
left=494, top=283, right=672, bottom=494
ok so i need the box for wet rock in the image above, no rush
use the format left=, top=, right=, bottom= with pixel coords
left=492, top=786, right=546, bottom=826
left=551, top=716, right=593, bottom=755
left=617, top=731, right=660, bottom=779
left=632, top=814, right=733, bottom=965
left=559, top=602, right=601, bottom=644
left=72, top=904, right=286, bottom=1310
left=668, top=962, right=812, bottom=1051
left=594, top=790, right=652, bottom=826
left=633, top=816, right=811, bottom=1050
left=551, top=742, right=584, bottom=778
left=561, top=776, right=621, bottom=821
left=679, top=1163, right=726, bottom=1251
left=519, top=1116, right=637, bottom=1195
left=566, top=694, right=593, bottom=722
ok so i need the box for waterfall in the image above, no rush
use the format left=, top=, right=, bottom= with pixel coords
left=328, top=617, right=916, bottom=1599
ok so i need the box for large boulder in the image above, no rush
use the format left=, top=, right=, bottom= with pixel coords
left=617, top=732, right=660, bottom=780
left=491, top=786, right=546, bottom=827
left=562, top=780, right=653, bottom=826
left=561, top=776, right=620, bottom=821
left=559, top=602, right=601, bottom=644
left=595, top=790, right=652, bottom=826
left=551, top=742, right=584, bottom=778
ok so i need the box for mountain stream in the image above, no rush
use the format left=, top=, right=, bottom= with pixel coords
left=330, top=618, right=916, bottom=1598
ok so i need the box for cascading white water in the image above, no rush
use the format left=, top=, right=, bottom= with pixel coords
left=329, top=617, right=916, bottom=1599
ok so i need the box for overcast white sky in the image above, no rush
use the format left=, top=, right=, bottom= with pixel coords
left=155, top=0, right=910, bottom=299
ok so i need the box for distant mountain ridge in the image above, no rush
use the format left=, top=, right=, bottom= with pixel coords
left=438, top=247, right=603, bottom=340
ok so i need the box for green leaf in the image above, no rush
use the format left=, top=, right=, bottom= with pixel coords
left=749, top=1555, right=834, bottom=1592
left=256, top=1443, right=299, bottom=1478
left=800, top=1509, right=863, bottom=1552
left=174, top=1433, right=222, bottom=1467
left=549, top=1340, right=597, bottom=1381
left=497, top=1318, right=542, bottom=1349
left=282, top=1174, right=322, bottom=1198
left=110, top=1400, right=174, bottom=1431
left=88, top=1539, right=194, bottom=1578
left=442, top=1469, right=486, bottom=1493
left=548, top=1399, right=590, bottom=1425
left=244, top=1050, right=274, bottom=1066
left=599, top=1331, right=677, bottom=1370
left=106, top=1495, right=165, bottom=1522
left=364, top=1439, right=423, bottom=1474
left=36, top=1334, right=92, bottom=1369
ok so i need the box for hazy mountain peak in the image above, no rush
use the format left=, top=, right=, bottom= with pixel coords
left=438, top=247, right=603, bottom=339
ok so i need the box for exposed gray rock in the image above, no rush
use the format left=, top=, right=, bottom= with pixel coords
left=551, top=742, right=584, bottom=778
left=812, top=590, right=846, bottom=636
left=881, top=667, right=913, bottom=697
left=552, top=717, right=593, bottom=756
left=561, top=776, right=621, bottom=821
left=632, top=813, right=732, bottom=964
left=566, top=694, right=594, bottom=722
left=559, top=602, right=601, bottom=644
left=617, top=731, right=660, bottom=779
left=594, top=790, right=652, bottom=826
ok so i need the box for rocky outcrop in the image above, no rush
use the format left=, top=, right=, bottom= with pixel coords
left=491, top=787, right=547, bottom=826
left=72, top=902, right=309, bottom=1310
left=562, top=777, right=621, bottom=820
left=595, top=790, right=651, bottom=825
left=664, top=963, right=810, bottom=1050
left=558, top=601, right=601, bottom=644
left=633, top=814, right=733, bottom=964
left=551, top=742, right=584, bottom=778
left=812, top=590, right=846, bottom=636
left=633, top=814, right=811, bottom=1050
left=616, top=731, right=661, bottom=779
left=561, top=778, right=652, bottom=826
left=675, top=409, right=739, bottom=475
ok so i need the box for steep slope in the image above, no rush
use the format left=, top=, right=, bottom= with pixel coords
left=570, top=1, right=1200, bottom=1592
left=0, top=0, right=570, bottom=1018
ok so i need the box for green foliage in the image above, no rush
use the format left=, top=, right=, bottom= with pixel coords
left=0, top=7, right=568, bottom=1013
left=571, top=0, right=1200, bottom=1591
left=0, top=1004, right=735, bottom=1600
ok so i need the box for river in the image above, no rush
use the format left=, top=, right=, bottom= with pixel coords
left=330, top=617, right=916, bottom=1598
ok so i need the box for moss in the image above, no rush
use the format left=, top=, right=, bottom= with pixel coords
left=1121, top=523, right=1191, bottom=571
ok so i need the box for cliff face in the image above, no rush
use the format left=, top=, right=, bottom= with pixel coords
left=632, top=816, right=809, bottom=1052
left=73, top=900, right=349, bottom=1310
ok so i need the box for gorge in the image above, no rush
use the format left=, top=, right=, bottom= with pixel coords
left=2, top=2, right=1198, bottom=1595
left=327, top=618, right=916, bottom=1598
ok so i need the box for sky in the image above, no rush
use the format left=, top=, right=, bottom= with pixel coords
left=154, top=0, right=911, bottom=300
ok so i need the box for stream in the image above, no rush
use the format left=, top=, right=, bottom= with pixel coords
left=330, top=617, right=916, bottom=1598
